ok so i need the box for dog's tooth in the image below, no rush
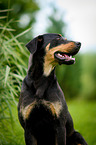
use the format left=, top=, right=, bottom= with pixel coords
left=70, top=55, right=72, bottom=58
left=58, top=53, right=61, bottom=57
left=58, top=53, right=63, bottom=57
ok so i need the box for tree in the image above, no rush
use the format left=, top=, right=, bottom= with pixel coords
left=0, top=0, right=40, bottom=42
left=46, top=7, right=66, bottom=37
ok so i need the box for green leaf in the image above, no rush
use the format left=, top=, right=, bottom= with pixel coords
left=4, top=65, right=10, bottom=86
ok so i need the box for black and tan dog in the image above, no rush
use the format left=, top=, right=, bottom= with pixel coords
left=18, top=33, right=88, bottom=145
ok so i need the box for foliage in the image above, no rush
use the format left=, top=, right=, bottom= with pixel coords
left=68, top=100, right=96, bottom=145
left=0, top=18, right=29, bottom=144
left=46, top=7, right=66, bottom=37
left=0, top=0, right=40, bottom=42
left=0, top=104, right=25, bottom=145
left=56, top=54, right=96, bottom=100
left=80, top=54, right=96, bottom=100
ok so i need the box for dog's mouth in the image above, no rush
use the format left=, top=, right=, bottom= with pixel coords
left=54, top=52, right=75, bottom=65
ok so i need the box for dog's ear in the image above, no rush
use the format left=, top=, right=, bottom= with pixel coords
left=26, top=35, right=43, bottom=54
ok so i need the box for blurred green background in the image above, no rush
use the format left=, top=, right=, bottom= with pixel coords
left=0, top=0, right=96, bottom=145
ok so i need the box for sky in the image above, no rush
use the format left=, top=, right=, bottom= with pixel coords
left=33, top=0, right=96, bottom=53
left=58, top=0, right=96, bottom=53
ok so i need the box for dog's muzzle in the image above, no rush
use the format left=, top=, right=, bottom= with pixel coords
left=54, top=42, right=81, bottom=65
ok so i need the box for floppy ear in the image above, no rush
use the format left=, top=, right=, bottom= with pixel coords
left=26, top=37, right=38, bottom=54
left=26, top=35, right=43, bottom=54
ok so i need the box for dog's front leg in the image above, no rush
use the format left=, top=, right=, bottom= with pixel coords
left=66, top=131, right=88, bottom=145
left=56, top=125, right=66, bottom=145
left=25, top=129, right=37, bottom=145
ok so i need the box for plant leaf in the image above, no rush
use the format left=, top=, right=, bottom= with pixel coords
left=5, top=65, right=10, bottom=86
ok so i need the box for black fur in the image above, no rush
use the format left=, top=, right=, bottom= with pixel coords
left=18, top=33, right=88, bottom=145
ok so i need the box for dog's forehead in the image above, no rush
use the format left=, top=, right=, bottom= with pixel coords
left=42, top=33, right=64, bottom=47
left=43, top=33, right=68, bottom=49
left=43, top=33, right=61, bottom=42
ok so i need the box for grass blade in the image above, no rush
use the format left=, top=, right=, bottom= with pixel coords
left=5, top=65, right=10, bottom=86
left=4, top=27, right=32, bottom=44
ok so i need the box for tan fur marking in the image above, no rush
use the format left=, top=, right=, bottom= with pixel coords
left=46, top=43, right=50, bottom=51
left=44, top=44, right=58, bottom=76
left=52, top=101, right=62, bottom=117
left=21, top=100, right=62, bottom=120
left=20, top=101, right=36, bottom=120
left=43, top=101, right=56, bottom=116
left=44, top=42, right=75, bottom=76
left=47, top=42, right=75, bottom=54
left=49, top=104, right=56, bottom=116
left=43, top=101, right=62, bottom=117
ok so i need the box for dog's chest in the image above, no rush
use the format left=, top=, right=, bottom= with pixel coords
left=20, top=100, right=62, bottom=120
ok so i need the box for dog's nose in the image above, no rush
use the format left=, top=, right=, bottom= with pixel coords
left=76, top=42, right=81, bottom=48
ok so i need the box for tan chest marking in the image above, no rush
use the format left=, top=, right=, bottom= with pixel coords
left=20, top=100, right=62, bottom=120
left=51, top=101, right=62, bottom=117
left=20, top=101, right=37, bottom=120
left=43, top=101, right=62, bottom=117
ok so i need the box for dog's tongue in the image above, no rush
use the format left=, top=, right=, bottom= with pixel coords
left=64, top=54, right=69, bottom=57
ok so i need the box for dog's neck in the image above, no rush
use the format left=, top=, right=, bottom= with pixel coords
left=27, top=68, right=56, bottom=98
left=28, top=65, right=55, bottom=82
left=27, top=53, right=56, bottom=80
left=26, top=53, right=57, bottom=99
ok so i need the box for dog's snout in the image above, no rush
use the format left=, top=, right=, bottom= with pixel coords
left=76, top=42, right=81, bottom=48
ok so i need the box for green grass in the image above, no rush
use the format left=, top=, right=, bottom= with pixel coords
left=0, top=16, right=29, bottom=145
left=68, top=100, right=96, bottom=145
left=0, top=100, right=95, bottom=145
left=0, top=104, right=25, bottom=145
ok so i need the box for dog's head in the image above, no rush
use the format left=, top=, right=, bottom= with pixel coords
left=26, top=33, right=81, bottom=76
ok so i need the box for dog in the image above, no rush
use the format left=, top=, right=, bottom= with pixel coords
left=18, top=33, right=88, bottom=145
